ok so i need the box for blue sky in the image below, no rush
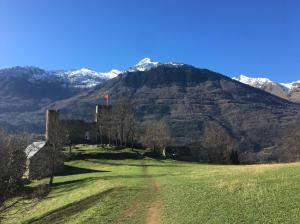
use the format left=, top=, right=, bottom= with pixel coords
left=0, top=0, right=299, bottom=82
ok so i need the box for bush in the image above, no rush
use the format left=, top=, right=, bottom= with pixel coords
left=0, top=129, right=27, bottom=221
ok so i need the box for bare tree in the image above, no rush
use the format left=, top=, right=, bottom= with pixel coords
left=143, top=120, right=170, bottom=157
left=96, top=108, right=108, bottom=145
left=279, top=122, right=300, bottom=162
left=105, top=110, right=113, bottom=145
left=46, top=120, right=68, bottom=189
left=201, top=121, right=238, bottom=164
left=143, top=122, right=157, bottom=152
left=95, top=99, right=137, bottom=148
left=0, top=130, right=28, bottom=223
left=107, top=99, right=137, bottom=148
left=156, top=121, right=170, bottom=157
left=113, top=99, right=131, bottom=147
left=125, top=112, right=136, bottom=150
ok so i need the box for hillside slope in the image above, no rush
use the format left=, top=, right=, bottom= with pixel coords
left=6, top=145, right=300, bottom=224
left=0, top=67, right=82, bottom=132
left=51, top=64, right=300, bottom=162
left=0, top=59, right=160, bottom=132
left=233, top=75, right=300, bottom=103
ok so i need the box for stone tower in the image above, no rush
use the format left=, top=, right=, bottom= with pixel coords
left=45, top=110, right=59, bottom=142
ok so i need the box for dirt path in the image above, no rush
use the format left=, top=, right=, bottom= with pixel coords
left=146, top=181, right=162, bottom=224
left=117, top=163, right=163, bottom=224
left=117, top=200, right=142, bottom=224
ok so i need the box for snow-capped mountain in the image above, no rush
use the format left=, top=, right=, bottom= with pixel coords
left=233, top=75, right=277, bottom=89
left=129, top=58, right=160, bottom=72
left=128, top=58, right=183, bottom=72
left=56, top=58, right=183, bottom=87
left=0, top=66, right=122, bottom=88
left=281, top=81, right=300, bottom=91
left=1, top=62, right=299, bottom=100
left=54, top=68, right=121, bottom=88
left=233, top=75, right=300, bottom=102
left=59, top=58, right=169, bottom=87
left=1, top=59, right=300, bottom=134
left=0, top=58, right=184, bottom=89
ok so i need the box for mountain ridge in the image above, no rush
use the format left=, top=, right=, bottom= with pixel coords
left=46, top=64, right=300, bottom=162
left=233, top=75, right=300, bottom=102
left=0, top=60, right=298, bottom=127
left=1, top=61, right=300, bottom=162
left=0, top=58, right=190, bottom=89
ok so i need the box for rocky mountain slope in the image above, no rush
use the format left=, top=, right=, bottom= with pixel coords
left=233, top=75, right=300, bottom=102
left=49, top=64, right=300, bottom=163
left=0, top=58, right=164, bottom=131
left=0, top=66, right=80, bottom=132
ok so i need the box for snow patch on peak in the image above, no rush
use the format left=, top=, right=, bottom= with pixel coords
left=101, top=69, right=122, bottom=79
left=67, top=68, right=98, bottom=77
left=232, top=74, right=300, bottom=93
left=128, top=58, right=184, bottom=72
left=280, top=81, right=300, bottom=91
left=233, top=75, right=275, bottom=88
left=166, top=61, right=184, bottom=67
left=55, top=68, right=122, bottom=88
left=129, top=58, right=160, bottom=72
left=137, top=58, right=153, bottom=65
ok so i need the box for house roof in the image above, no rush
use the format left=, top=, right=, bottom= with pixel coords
left=25, top=141, right=46, bottom=159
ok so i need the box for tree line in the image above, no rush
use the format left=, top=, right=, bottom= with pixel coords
left=0, top=131, right=41, bottom=223
left=2, top=100, right=300, bottom=221
left=96, top=99, right=171, bottom=157
left=96, top=99, right=136, bottom=148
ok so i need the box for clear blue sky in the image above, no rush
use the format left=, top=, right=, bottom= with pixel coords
left=0, top=0, right=299, bottom=82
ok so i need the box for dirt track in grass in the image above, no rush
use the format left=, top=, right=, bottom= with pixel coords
left=117, top=162, right=162, bottom=224
left=146, top=180, right=162, bottom=224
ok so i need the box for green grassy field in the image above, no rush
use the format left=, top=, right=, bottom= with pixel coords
left=7, top=145, right=300, bottom=224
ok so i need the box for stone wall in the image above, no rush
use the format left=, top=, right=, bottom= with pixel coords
left=45, top=105, right=113, bottom=144
left=28, top=144, right=64, bottom=179
left=60, top=119, right=97, bottom=144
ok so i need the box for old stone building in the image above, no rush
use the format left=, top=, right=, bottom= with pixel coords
left=24, top=141, right=64, bottom=179
left=46, top=104, right=112, bottom=143
left=25, top=104, right=111, bottom=179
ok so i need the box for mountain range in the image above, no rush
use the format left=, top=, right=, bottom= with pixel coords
left=2, top=58, right=299, bottom=101
left=0, top=58, right=179, bottom=131
left=0, top=58, right=299, bottom=162
left=50, top=63, right=300, bottom=163
left=233, top=75, right=300, bottom=102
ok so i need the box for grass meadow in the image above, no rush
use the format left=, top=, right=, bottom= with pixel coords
left=6, top=145, right=300, bottom=224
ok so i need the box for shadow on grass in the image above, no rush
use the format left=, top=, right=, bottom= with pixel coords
left=52, top=177, right=98, bottom=188
left=24, top=177, right=101, bottom=200
left=25, top=187, right=123, bottom=224
left=70, top=151, right=144, bottom=161
left=46, top=177, right=105, bottom=199
left=87, top=160, right=183, bottom=167
left=57, top=165, right=110, bottom=176
left=99, top=173, right=175, bottom=180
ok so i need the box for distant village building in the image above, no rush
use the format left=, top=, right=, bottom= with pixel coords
left=25, top=104, right=111, bottom=179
